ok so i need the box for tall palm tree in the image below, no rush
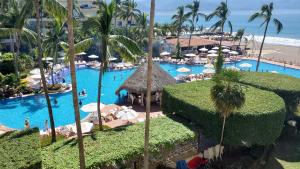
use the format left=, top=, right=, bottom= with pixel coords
left=118, top=0, right=141, bottom=36
left=210, top=69, right=245, bottom=157
left=136, top=12, right=148, bottom=48
left=144, top=0, right=155, bottom=168
left=186, top=0, right=205, bottom=50
left=83, top=0, right=142, bottom=131
left=249, top=2, right=283, bottom=72
left=34, top=0, right=56, bottom=143
left=206, top=1, right=232, bottom=74
left=67, top=0, right=86, bottom=168
left=234, top=28, right=245, bottom=48
left=0, top=0, right=36, bottom=78
left=172, top=6, right=189, bottom=59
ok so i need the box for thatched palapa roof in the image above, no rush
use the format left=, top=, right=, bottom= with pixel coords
left=116, top=62, right=176, bottom=94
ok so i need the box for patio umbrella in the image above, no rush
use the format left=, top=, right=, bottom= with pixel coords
left=226, top=66, right=240, bottom=71
left=204, top=63, right=214, bottom=68
left=30, top=68, right=41, bottom=75
left=81, top=103, right=105, bottom=112
left=42, top=57, right=53, bottom=61
left=177, top=67, right=191, bottom=73
left=199, top=47, right=208, bottom=52
left=160, top=51, right=171, bottom=56
left=229, top=51, right=239, bottom=55
left=212, top=46, right=219, bottom=50
left=207, top=54, right=218, bottom=58
left=222, top=49, right=230, bottom=53
left=270, top=70, right=278, bottom=73
left=222, top=45, right=229, bottom=49
left=185, top=53, right=197, bottom=57
left=115, top=109, right=138, bottom=120
left=88, top=54, right=99, bottom=59
left=76, top=52, right=86, bottom=55
left=203, top=68, right=215, bottom=74
left=239, top=63, right=252, bottom=68
left=109, top=57, right=117, bottom=61
left=208, top=50, right=217, bottom=54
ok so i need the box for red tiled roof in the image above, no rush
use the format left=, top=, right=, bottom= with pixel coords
left=166, top=37, right=219, bottom=47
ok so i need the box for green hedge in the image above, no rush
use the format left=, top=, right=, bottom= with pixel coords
left=239, top=72, right=300, bottom=115
left=0, top=128, right=41, bottom=169
left=162, top=80, right=286, bottom=146
left=42, top=117, right=195, bottom=169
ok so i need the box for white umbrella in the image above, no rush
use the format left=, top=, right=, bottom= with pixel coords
left=203, top=68, right=215, bottom=74
left=88, top=54, right=99, bottom=59
left=115, top=109, right=138, bottom=120
left=229, top=51, right=239, bottom=55
left=109, top=57, right=117, bottom=61
left=199, top=47, right=208, bottom=52
left=226, top=66, right=240, bottom=71
left=207, top=53, right=218, bottom=58
left=76, top=52, right=86, bottom=55
left=42, top=57, right=53, bottom=61
left=222, top=49, right=230, bottom=53
left=30, top=68, right=41, bottom=75
left=212, top=46, right=219, bottom=50
left=177, top=67, right=191, bottom=73
left=58, top=57, right=65, bottom=61
left=204, top=63, right=214, bottom=68
left=270, top=70, right=278, bottom=73
left=222, top=45, right=229, bottom=49
left=208, top=50, right=217, bottom=54
left=185, top=53, right=197, bottom=57
left=239, top=63, right=252, bottom=68
left=80, top=103, right=105, bottom=112
left=160, top=51, right=171, bottom=56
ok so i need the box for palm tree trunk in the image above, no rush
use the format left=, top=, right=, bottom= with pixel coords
left=256, top=21, right=269, bottom=72
left=10, top=33, right=17, bottom=77
left=67, top=0, right=86, bottom=168
left=34, top=0, right=56, bottom=143
left=97, top=63, right=104, bottom=131
left=13, top=33, right=19, bottom=78
left=51, top=61, right=55, bottom=85
left=144, top=0, right=155, bottom=168
left=219, top=116, right=226, bottom=157
left=188, top=18, right=195, bottom=50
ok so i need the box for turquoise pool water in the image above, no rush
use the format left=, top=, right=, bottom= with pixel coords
left=0, top=60, right=299, bottom=130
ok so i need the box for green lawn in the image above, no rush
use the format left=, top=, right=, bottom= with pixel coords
left=265, top=134, right=300, bottom=169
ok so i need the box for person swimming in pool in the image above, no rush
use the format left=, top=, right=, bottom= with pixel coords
left=54, top=98, right=58, bottom=105
left=79, top=100, right=83, bottom=106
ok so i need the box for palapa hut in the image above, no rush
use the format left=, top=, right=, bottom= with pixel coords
left=115, top=62, right=176, bottom=106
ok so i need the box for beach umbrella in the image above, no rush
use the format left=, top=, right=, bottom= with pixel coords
left=208, top=50, right=217, bottom=54
left=239, top=63, right=252, bottom=68
left=76, top=52, right=86, bottom=55
left=185, top=53, right=197, bottom=57
left=88, top=54, right=99, bottom=59
left=226, top=66, right=240, bottom=71
left=109, top=57, right=117, bottom=61
left=204, top=63, right=214, bottom=68
left=199, top=47, right=208, bottom=52
left=42, top=57, right=53, bottom=61
left=270, top=70, right=278, bottom=73
left=160, top=51, right=171, bottom=56
left=177, top=67, right=191, bottom=73
left=229, top=51, right=239, bottom=55
left=203, top=68, right=215, bottom=74
left=58, top=57, right=65, bottom=61
left=30, top=68, right=41, bottom=75
left=207, top=53, right=218, bottom=58
left=222, top=45, right=229, bottom=49
left=222, top=49, right=230, bottom=53
left=212, top=46, right=219, bottom=50
left=115, top=109, right=138, bottom=120
left=81, top=103, right=105, bottom=113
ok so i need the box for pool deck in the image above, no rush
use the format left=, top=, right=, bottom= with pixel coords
left=243, top=56, right=300, bottom=70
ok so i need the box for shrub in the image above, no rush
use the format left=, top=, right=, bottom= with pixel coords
left=3, top=74, right=18, bottom=87
left=239, top=72, right=300, bottom=116
left=0, top=53, right=15, bottom=74
left=42, top=117, right=195, bottom=169
left=162, top=80, right=286, bottom=146
left=0, top=128, right=41, bottom=169
left=16, top=84, right=34, bottom=94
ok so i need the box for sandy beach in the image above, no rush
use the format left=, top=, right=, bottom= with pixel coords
left=247, top=41, right=300, bottom=66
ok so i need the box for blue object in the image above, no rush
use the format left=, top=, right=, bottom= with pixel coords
left=176, top=160, right=188, bottom=169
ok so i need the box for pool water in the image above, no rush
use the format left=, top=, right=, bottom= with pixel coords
left=0, top=60, right=299, bottom=130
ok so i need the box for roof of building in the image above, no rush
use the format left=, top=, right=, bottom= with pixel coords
left=166, top=37, right=219, bottom=48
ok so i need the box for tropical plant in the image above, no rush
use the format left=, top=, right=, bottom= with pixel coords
left=234, top=28, right=245, bottom=48
left=118, top=0, right=141, bottom=35
left=249, top=2, right=283, bottom=71
left=144, top=0, right=155, bottom=168
left=83, top=0, right=142, bottom=131
left=0, top=0, right=36, bottom=78
left=136, top=12, right=148, bottom=49
left=186, top=0, right=205, bottom=49
left=33, top=0, right=57, bottom=143
left=114, top=0, right=121, bottom=27
left=67, top=0, right=86, bottom=168
left=210, top=69, right=245, bottom=156
left=206, top=1, right=232, bottom=74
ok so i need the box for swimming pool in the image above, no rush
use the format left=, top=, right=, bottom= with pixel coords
left=0, top=60, right=299, bottom=130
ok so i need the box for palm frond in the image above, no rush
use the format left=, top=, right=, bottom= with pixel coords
left=273, top=18, right=283, bottom=34
left=249, top=12, right=263, bottom=22
left=43, top=0, right=67, bottom=24
left=227, top=20, right=233, bottom=35
left=109, top=35, right=143, bottom=55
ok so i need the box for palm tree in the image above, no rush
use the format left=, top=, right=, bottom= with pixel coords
left=34, top=0, right=56, bottom=143
left=249, top=2, right=283, bottom=72
left=210, top=69, right=245, bottom=157
left=67, top=0, right=86, bottom=168
left=144, top=0, right=155, bottom=168
left=0, top=0, right=36, bottom=78
left=118, top=0, right=141, bottom=36
left=172, top=6, right=189, bottom=59
left=186, top=0, right=205, bottom=50
left=83, top=0, right=142, bottom=131
left=136, top=12, right=148, bottom=48
left=114, top=0, right=121, bottom=28
left=234, top=28, right=245, bottom=48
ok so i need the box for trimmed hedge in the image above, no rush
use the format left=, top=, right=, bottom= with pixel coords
left=239, top=72, right=300, bottom=115
left=162, top=80, right=286, bottom=146
left=0, top=128, right=41, bottom=169
left=42, top=117, right=195, bottom=169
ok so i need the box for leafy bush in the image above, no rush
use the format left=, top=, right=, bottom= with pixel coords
left=3, top=74, right=18, bottom=87
left=162, top=80, right=286, bottom=146
left=16, top=84, right=34, bottom=94
left=0, top=52, right=34, bottom=74
left=0, top=128, right=41, bottom=169
left=239, top=72, right=300, bottom=115
left=42, top=117, right=195, bottom=169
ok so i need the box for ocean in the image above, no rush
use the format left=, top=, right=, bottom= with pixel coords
left=155, top=10, right=300, bottom=47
